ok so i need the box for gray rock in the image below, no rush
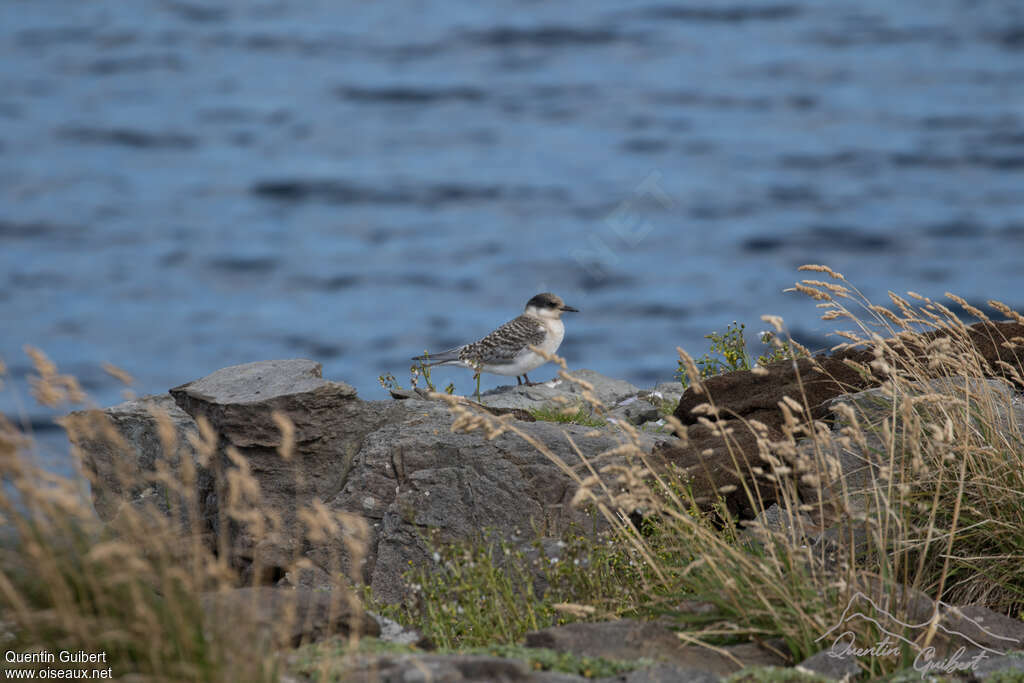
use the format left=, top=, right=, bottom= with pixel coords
left=168, top=359, right=405, bottom=584
left=640, top=382, right=684, bottom=415
left=332, top=653, right=588, bottom=682
left=145, top=359, right=666, bottom=602
left=355, top=402, right=660, bottom=603
left=65, top=393, right=211, bottom=526
left=524, top=620, right=784, bottom=676
left=740, top=503, right=813, bottom=547
left=201, top=586, right=379, bottom=648
left=824, top=577, right=1024, bottom=663
left=796, top=649, right=861, bottom=681
left=974, top=651, right=1024, bottom=680
left=170, top=358, right=362, bottom=449
left=479, top=369, right=641, bottom=412
left=597, top=664, right=719, bottom=682
left=609, top=398, right=661, bottom=426
left=368, top=613, right=423, bottom=646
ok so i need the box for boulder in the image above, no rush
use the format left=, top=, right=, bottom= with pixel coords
left=159, top=359, right=669, bottom=601
left=674, top=321, right=1024, bottom=434
left=824, top=577, right=1024, bottom=659
left=65, top=393, right=211, bottom=526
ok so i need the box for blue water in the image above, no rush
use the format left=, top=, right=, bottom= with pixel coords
left=2, top=1, right=1024, bottom=471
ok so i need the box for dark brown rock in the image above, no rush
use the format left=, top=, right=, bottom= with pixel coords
left=662, top=321, right=1024, bottom=515
left=674, top=321, right=1024, bottom=433
left=673, top=348, right=875, bottom=436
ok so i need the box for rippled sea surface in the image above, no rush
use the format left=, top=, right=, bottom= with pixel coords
left=2, top=1, right=1023, bottom=471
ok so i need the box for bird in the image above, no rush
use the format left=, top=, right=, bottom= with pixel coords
left=412, top=292, right=579, bottom=386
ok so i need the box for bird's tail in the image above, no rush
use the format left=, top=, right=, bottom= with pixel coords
left=411, top=348, right=462, bottom=366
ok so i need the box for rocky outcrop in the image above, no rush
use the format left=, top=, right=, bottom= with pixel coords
left=659, top=321, right=1024, bottom=517
left=163, top=360, right=668, bottom=601
left=66, top=346, right=1024, bottom=681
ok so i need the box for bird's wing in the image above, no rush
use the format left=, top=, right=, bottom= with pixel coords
left=460, top=315, right=546, bottom=365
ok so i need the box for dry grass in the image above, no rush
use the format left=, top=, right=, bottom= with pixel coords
left=423, top=268, right=1024, bottom=677
left=3, top=267, right=1024, bottom=680
left=0, top=350, right=370, bottom=682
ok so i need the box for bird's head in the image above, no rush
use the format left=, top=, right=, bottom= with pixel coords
left=524, top=292, right=579, bottom=320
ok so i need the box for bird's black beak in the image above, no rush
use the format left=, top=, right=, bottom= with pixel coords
left=561, top=305, right=579, bottom=313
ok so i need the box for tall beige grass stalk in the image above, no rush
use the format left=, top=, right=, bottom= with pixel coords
left=1, top=350, right=370, bottom=681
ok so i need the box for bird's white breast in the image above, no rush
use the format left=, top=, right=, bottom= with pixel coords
left=537, top=318, right=565, bottom=354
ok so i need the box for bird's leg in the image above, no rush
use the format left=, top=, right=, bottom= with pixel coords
left=523, top=373, right=536, bottom=386
left=474, top=368, right=482, bottom=403
left=516, top=376, right=523, bottom=386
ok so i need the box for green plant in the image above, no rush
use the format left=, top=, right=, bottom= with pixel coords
left=375, top=533, right=555, bottom=649
left=371, top=521, right=665, bottom=650
left=676, top=322, right=809, bottom=387
left=528, top=404, right=607, bottom=427
left=411, top=352, right=436, bottom=392
left=378, top=372, right=403, bottom=392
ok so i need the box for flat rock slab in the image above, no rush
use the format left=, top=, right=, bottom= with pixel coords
left=170, top=358, right=361, bottom=448
left=525, top=620, right=784, bottom=676
left=480, top=369, right=641, bottom=412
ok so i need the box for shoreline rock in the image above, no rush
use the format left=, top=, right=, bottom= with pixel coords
left=65, top=331, right=1024, bottom=679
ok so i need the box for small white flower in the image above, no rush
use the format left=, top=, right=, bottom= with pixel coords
left=432, top=552, right=441, bottom=563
